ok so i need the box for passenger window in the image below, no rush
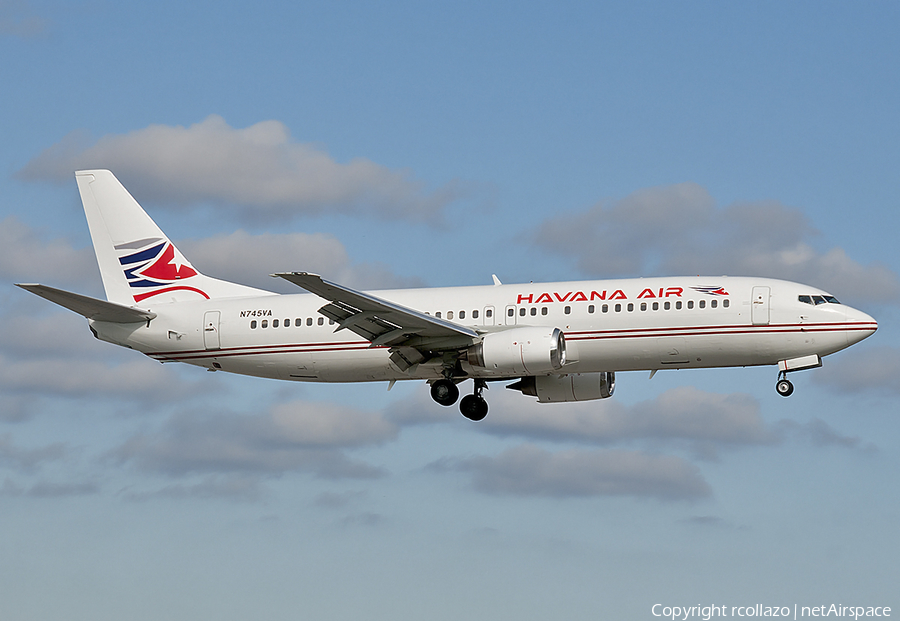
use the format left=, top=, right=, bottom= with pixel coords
left=295, top=318, right=301, bottom=326
left=307, top=317, right=313, bottom=326
left=664, top=301, right=670, bottom=310
left=640, top=302, right=647, bottom=311
left=459, top=310, right=466, bottom=319
left=564, top=306, right=571, bottom=315
left=329, top=319, right=335, bottom=325
left=318, top=317, right=324, bottom=325
left=687, top=300, right=694, bottom=309
left=273, top=319, right=279, bottom=328
left=588, top=305, right=594, bottom=313
left=602, top=304, right=609, bottom=313
left=473, top=310, right=479, bottom=319
left=485, top=309, right=492, bottom=318
left=261, top=320, right=268, bottom=328
left=519, top=308, right=526, bottom=316
left=284, top=318, right=291, bottom=327
left=627, top=303, right=634, bottom=312
left=436, top=312, right=442, bottom=318
left=699, top=300, right=706, bottom=309
left=711, top=299, right=717, bottom=308
left=615, top=304, right=621, bottom=312
left=530, top=307, right=537, bottom=316
left=652, top=302, right=659, bottom=311
left=251, top=320, right=257, bottom=329
left=447, top=311, right=454, bottom=320
left=507, top=308, right=514, bottom=317
left=676, top=301, right=682, bottom=310
left=723, top=299, right=729, bottom=308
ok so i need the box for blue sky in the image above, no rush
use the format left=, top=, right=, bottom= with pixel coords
left=1, top=2, right=899, bottom=620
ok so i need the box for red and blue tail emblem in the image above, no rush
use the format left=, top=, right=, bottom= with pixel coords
left=116, top=238, right=209, bottom=303
left=691, top=285, right=729, bottom=296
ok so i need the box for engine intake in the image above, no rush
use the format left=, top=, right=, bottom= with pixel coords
left=508, top=372, right=616, bottom=403
left=467, top=327, right=566, bottom=376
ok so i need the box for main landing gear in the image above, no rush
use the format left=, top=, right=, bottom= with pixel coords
left=430, top=378, right=488, bottom=421
left=775, top=371, right=794, bottom=397
left=430, top=378, right=459, bottom=406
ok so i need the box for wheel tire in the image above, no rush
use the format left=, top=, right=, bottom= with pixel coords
left=776, top=379, right=794, bottom=397
left=459, top=394, right=488, bottom=421
left=431, top=379, right=459, bottom=406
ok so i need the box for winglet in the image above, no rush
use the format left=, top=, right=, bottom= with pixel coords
left=492, top=274, right=502, bottom=286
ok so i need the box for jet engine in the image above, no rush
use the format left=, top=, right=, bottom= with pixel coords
left=508, top=372, right=615, bottom=403
left=467, top=327, right=566, bottom=376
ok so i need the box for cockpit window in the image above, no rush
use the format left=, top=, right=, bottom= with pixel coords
left=799, top=294, right=841, bottom=305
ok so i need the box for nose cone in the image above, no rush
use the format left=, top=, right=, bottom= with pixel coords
left=844, top=306, right=878, bottom=346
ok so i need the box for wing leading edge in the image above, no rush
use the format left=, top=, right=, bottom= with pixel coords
left=273, top=272, right=480, bottom=369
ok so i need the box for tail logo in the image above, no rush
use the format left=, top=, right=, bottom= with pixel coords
left=116, top=238, right=209, bottom=303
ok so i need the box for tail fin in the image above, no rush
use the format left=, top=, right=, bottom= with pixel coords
left=75, top=170, right=272, bottom=304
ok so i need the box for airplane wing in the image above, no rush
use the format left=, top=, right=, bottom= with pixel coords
left=16, top=284, right=157, bottom=323
left=273, top=272, right=479, bottom=368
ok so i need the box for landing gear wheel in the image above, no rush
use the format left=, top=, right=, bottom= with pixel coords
left=430, top=379, right=459, bottom=406
left=776, top=378, right=794, bottom=397
left=459, top=394, right=488, bottom=421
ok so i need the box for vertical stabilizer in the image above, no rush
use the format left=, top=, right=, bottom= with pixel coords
left=75, top=170, right=272, bottom=305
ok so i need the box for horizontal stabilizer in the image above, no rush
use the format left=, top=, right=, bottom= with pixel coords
left=15, top=284, right=157, bottom=323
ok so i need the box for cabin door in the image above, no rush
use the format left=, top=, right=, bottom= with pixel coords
left=751, top=287, right=770, bottom=326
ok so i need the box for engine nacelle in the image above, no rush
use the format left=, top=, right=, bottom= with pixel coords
left=509, top=372, right=615, bottom=403
left=467, top=327, right=566, bottom=376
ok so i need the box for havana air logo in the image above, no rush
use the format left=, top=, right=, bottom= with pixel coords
left=516, top=287, right=685, bottom=305
left=515, top=285, right=730, bottom=304
left=116, top=238, right=209, bottom=303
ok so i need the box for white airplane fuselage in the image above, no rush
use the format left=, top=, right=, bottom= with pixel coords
left=20, top=170, right=877, bottom=420
left=91, top=275, right=875, bottom=383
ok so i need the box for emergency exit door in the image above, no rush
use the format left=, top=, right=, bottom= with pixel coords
left=203, top=310, right=221, bottom=350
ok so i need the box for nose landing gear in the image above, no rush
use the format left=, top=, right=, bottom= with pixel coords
left=775, top=371, right=794, bottom=397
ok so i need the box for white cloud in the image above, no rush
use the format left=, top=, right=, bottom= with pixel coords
left=18, top=115, right=461, bottom=221
left=121, top=475, right=265, bottom=503
left=112, top=402, right=398, bottom=479
left=0, top=216, right=97, bottom=290
left=0, top=354, right=197, bottom=401
left=0, top=478, right=98, bottom=498
left=437, top=444, right=712, bottom=500
left=389, top=384, right=774, bottom=457
left=532, top=184, right=899, bottom=304
left=774, top=418, right=876, bottom=453
left=0, top=1, right=47, bottom=38
left=812, top=346, right=900, bottom=395
left=479, top=386, right=773, bottom=450
left=0, top=433, right=68, bottom=473
left=180, top=229, right=423, bottom=292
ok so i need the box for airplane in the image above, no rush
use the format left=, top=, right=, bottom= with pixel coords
left=17, top=170, right=878, bottom=421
